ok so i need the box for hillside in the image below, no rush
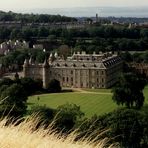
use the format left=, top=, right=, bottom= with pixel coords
left=0, top=10, right=77, bottom=22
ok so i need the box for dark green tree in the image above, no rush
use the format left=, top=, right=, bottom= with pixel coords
left=29, top=105, right=55, bottom=129
left=0, top=78, right=13, bottom=87
left=108, top=109, right=143, bottom=148
left=0, top=84, right=28, bottom=117
left=55, top=103, right=84, bottom=132
left=20, top=77, right=43, bottom=96
left=47, top=79, right=61, bottom=93
left=77, top=108, right=145, bottom=148
left=112, top=72, right=147, bottom=109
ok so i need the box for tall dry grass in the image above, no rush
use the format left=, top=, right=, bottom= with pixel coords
left=0, top=116, right=118, bottom=148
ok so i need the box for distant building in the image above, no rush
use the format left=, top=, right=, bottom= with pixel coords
left=129, top=63, right=148, bottom=77
left=0, top=40, right=29, bottom=55
left=23, top=52, right=123, bottom=89
left=33, top=44, right=44, bottom=49
left=0, top=21, right=22, bottom=28
left=0, top=21, right=88, bottom=29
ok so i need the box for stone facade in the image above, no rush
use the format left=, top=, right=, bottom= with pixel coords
left=128, top=63, right=148, bottom=77
left=23, top=52, right=123, bottom=89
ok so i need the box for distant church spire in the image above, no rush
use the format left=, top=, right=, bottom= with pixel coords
left=96, top=13, right=99, bottom=23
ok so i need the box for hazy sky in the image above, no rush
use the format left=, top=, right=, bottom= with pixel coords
left=0, top=0, right=148, bottom=11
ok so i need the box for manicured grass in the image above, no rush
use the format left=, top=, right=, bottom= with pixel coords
left=144, top=85, right=148, bottom=104
left=28, top=92, right=118, bottom=118
left=28, top=86, right=148, bottom=118
left=82, top=88, right=112, bottom=93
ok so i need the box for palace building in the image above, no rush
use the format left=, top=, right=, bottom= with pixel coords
left=23, top=51, right=123, bottom=89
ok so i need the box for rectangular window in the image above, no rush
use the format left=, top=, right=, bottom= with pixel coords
left=63, top=77, right=65, bottom=82
left=71, top=70, right=73, bottom=75
left=71, top=77, right=73, bottom=82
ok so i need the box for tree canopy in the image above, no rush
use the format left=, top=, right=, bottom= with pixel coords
left=112, top=72, right=147, bottom=109
left=0, top=83, right=28, bottom=117
left=47, top=79, right=61, bottom=93
left=0, top=11, right=77, bottom=23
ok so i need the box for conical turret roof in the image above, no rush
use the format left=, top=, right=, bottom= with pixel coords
left=23, top=59, right=29, bottom=66
left=43, top=58, right=49, bottom=67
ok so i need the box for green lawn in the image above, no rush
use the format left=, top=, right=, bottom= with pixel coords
left=28, top=86, right=148, bottom=118
left=144, top=85, right=148, bottom=104
left=28, top=92, right=117, bottom=117
left=82, top=88, right=112, bottom=93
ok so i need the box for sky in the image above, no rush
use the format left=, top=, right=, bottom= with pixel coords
left=0, top=0, right=148, bottom=11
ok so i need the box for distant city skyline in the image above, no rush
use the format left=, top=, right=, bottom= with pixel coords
left=0, top=0, right=148, bottom=11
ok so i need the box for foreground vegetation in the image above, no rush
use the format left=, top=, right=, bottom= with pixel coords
left=0, top=117, right=115, bottom=148
left=0, top=71, right=147, bottom=147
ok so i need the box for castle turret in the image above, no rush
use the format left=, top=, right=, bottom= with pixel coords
left=48, top=53, right=52, bottom=64
left=29, top=57, right=33, bottom=64
left=23, top=59, right=29, bottom=77
left=54, top=52, right=58, bottom=59
left=42, top=59, right=49, bottom=89
left=24, top=59, right=29, bottom=66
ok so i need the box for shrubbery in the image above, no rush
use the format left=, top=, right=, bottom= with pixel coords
left=0, top=76, right=147, bottom=147
left=0, top=77, right=43, bottom=118
left=29, top=103, right=84, bottom=133
left=47, top=79, right=61, bottom=93
left=0, top=83, right=27, bottom=117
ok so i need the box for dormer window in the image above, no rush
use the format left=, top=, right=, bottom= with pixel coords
left=64, top=63, right=68, bottom=67
left=92, top=57, right=96, bottom=61
left=82, top=64, right=85, bottom=67
left=94, top=64, right=97, bottom=67
left=73, top=64, right=76, bottom=67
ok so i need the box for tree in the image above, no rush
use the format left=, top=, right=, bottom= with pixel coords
left=121, top=51, right=133, bottom=62
left=140, top=29, right=148, bottom=38
left=20, top=77, right=43, bottom=96
left=77, top=108, right=146, bottom=148
left=58, top=45, right=70, bottom=60
left=47, top=79, right=61, bottom=93
left=29, top=105, right=55, bottom=129
left=108, top=109, right=143, bottom=148
left=85, top=18, right=93, bottom=24
left=0, top=84, right=28, bottom=117
left=38, top=27, right=49, bottom=37
left=0, top=85, right=9, bottom=94
left=0, top=78, right=13, bottom=87
left=112, top=72, right=147, bottom=109
left=55, top=103, right=84, bottom=132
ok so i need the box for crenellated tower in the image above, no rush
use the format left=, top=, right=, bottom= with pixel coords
left=23, top=59, right=29, bottom=77
left=42, top=59, right=50, bottom=89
